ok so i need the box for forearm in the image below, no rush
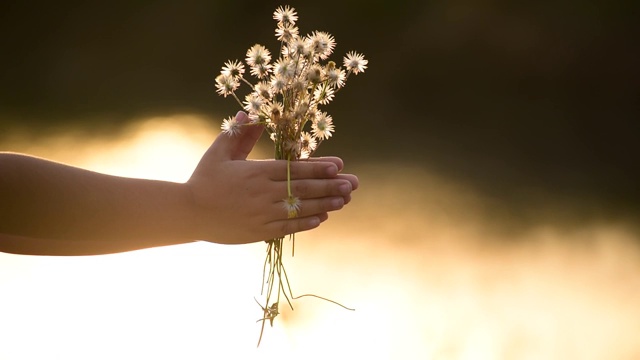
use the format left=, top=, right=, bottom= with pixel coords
left=0, top=145, right=359, bottom=255
left=0, top=152, right=199, bottom=245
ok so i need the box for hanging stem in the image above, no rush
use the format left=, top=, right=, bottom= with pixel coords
left=292, top=294, right=355, bottom=311
left=287, top=154, right=293, bottom=198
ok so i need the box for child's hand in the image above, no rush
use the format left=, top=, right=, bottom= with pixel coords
left=187, top=111, right=358, bottom=244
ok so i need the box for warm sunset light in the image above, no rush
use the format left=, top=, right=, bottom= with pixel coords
left=1, top=114, right=639, bottom=359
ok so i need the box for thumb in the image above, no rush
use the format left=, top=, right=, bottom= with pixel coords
left=210, top=111, right=265, bottom=161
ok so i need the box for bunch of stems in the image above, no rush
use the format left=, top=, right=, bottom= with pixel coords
left=256, top=153, right=296, bottom=347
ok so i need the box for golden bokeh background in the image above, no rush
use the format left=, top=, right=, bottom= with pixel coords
left=1, top=0, right=639, bottom=358
left=1, top=115, right=638, bottom=359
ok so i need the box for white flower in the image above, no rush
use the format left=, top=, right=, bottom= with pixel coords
left=300, top=131, right=317, bottom=159
left=246, top=44, right=272, bottom=67
left=271, top=74, right=287, bottom=94
left=215, top=73, right=239, bottom=97
left=291, top=78, right=306, bottom=93
left=275, top=23, right=299, bottom=43
left=267, top=101, right=283, bottom=120
left=312, top=112, right=334, bottom=140
left=313, top=83, right=335, bottom=105
left=249, top=63, right=272, bottom=79
left=282, top=195, right=301, bottom=218
left=221, top=60, right=245, bottom=78
left=273, top=5, right=298, bottom=25
left=221, top=115, right=242, bottom=136
left=307, top=31, right=335, bottom=60
left=248, top=112, right=261, bottom=124
left=273, top=58, right=296, bottom=80
left=306, top=64, right=323, bottom=84
left=254, top=81, right=272, bottom=99
left=343, top=51, right=368, bottom=75
left=283, top=139, right=301, bottom=158
left=244, top=93, right=263, bottom=113
left=326, top=64, right=346, bottom=88
left=289, top=37, right=310, bottom=57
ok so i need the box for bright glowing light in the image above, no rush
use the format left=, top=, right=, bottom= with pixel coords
left=1, top=115, right=639, bottom=359
left=0, top=114, right=270, bottom=359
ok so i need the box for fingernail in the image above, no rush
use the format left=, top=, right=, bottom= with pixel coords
left=331, top=197, right=345, bottom=209
left=235, top=111, right=249, bottom=124
left=326, top=164, right=338, bottom=177
left=308, top=217, right=321, bottom=228
left=338, top=183, right=351, bottom=195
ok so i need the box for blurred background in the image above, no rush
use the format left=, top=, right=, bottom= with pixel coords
left=1, top=0, right=639, bottom=359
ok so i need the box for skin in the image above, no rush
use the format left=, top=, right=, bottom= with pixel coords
left=0, top=111, right=359, bottom=255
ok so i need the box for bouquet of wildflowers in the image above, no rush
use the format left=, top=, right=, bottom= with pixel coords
left=214, top=5, right=367, bottom=345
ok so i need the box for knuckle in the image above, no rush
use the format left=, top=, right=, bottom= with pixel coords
left=280, top=220, right=298, bottom=236
left=292, top=181, right=309, bottom=196
left=320, top=199, right=332, bottom=212
left=327, top=180, right=340, bottom=194
left=325, top=197, right=344, bottom=211
left=288, top=161, right=306, bottom=178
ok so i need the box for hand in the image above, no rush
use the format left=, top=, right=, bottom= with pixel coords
left=186, top=111, right=358, bottom=244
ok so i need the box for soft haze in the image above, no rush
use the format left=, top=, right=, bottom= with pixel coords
left=1, top=1, right=639, bottom=358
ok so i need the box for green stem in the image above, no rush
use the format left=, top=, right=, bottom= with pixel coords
left=231, top=92, right=244, bottom=109
left=286, top=154, right=292, bottom=198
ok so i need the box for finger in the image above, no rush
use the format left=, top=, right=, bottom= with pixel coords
left=317, top=212, right=329, bottom=223
left=304, top=156, right=344, bottom=172
left=336, top=173, right=359, bottom=191
left=295, top=197, right=345, bottom=218
left=208, top=111, right=264, bottom=161
left=263, top=160, right=340, bottom=181
left=229, top=111, right=265, bottom=160
left=267, top=196, right=344, bottom=222
left=265, top=214, right=328, bottom=238
left=279, top=179, right=353, bottom=200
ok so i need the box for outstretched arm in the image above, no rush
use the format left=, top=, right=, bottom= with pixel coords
left=0, top=112, right=358, bottom=255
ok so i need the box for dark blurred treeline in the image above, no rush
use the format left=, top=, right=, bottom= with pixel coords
left=1, top=0, right=638, bottom=216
